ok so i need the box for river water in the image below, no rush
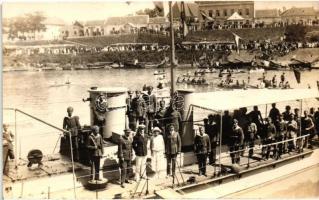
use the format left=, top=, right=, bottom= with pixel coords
left=3, top=68, right=319, bottom=157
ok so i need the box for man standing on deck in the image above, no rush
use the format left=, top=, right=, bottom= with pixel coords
left=62, top=106, right=81, bottom=161
left=118, top=128, right=133, bottom=188
left=131, top=90, right=147, bottom=132
left=126, top=91, right=134, bottom=130
left=151, top=127, right=165, bottom=178
left=194, top=126, right=211, bottom=176
left=269, top=103, right=280, bottom=123
left=163, top=102, right=182, bottom=134
left=207, top=115, right=219, bottom=165
left=262, top=117, right=276, bottom=160
left=165, top=125, right=181, bottom=178
left=247, top=117, right=258, bottom=158
left=155, top=100, right=166, bottom=136
left=282, top=105, right=293, bottom=122
left=132, top=125, right=152, bottom=182
left=146, top=86, right=157, bottom=134
left=302, top=111, right=315, bottom=149
left=3, top=124, right=15, bottom=175
left=249, top=106, right=263, bottom=137
left=87, top=126, right=104, bottom=181
left=229, top=119, right=244, bottom=164
left=274, top=114, right=287, bottom=159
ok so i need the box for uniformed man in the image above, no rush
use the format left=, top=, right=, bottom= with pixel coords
left=87, top=126, right=104, bottom=181
left=155, top=100, right=166, bottom=136
left=151, top=127, right=165, bottom=178
left=262, top=117, right=276, bottom=160
left=146, top=86, right=157, bottom=134
left=132, top=125, right=152, bottom=182
left=247, top=117, right=257, bottom=158
left=229, top=119, right=244, bottom=164
left=3, top=124, right=15, bottom=175
left=269, top=103, right=280, bottom=123
left=131, top=91, right=147, bottom=132
left=163, top=102, right=182, bottom=134
left=274, top=114, right=287, bottom=159
left=194, top=126, right=211, bottom=176
left=207, top=115, right=218, bottom=165
left=62, top=106, right=81, bottom=161
left=118, top=128, right=133, bottom=188
left=126, top=91, right=135, bottom=130
left=165, top=125, right=181, bottom=177
left=302, top=111, right=315, bottom=149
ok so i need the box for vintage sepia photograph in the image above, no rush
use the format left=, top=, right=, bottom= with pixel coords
left=2, top=0, right=319, bottom=199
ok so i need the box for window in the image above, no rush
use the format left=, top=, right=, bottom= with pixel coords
left=238, top=9, right=242, bottom=15
left=223, top=9, right=227, bottom=17
left=209, top=10, right=213, bottom=17
left=216, top=10, right=220, bottom=17
left=231, top=9, right=235, bottom=14
left=246, top=8, right=250, bottom=16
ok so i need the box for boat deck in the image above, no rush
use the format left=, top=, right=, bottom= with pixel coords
left=3, top=144, right=317, bottom=199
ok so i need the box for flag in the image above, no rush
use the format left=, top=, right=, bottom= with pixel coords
left=201, top=11, right=214, bottom=22
left=153, top=2, right=164, bottom=16
left=232, top=32, right=241, bottom=54
left=293, top=69, right=301, bottom=84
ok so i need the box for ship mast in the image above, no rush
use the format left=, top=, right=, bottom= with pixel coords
left=169, top=1, right=175, bottom=97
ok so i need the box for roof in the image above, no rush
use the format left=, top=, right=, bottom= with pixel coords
left=42, top=17, right=66, bottom=26
left=188, top=89, right=319, bottom=112
left=149, top=17, right=168, bottom=24
left=255, top=9, right=280, bottom=19
left=172, top=2, right=200, bottom=19
left=73, top=21, right=84, bottom=28
left=105, top=15, right=149, bottom=26
left=281, top=7, right=317, bottom=17
left=84, top=20, right=105, bottom=26
left=227, top=12, right=244, bottom=21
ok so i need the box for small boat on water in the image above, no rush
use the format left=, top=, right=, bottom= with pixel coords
left=74, top=64, right=88, bottom=70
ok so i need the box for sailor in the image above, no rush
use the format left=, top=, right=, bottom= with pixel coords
left=249, top=106, right=263, bottom=136
left=87, top=126, right=104, bottom=181
left=118, top=128, right=133, bottom=188
left=132, top=125, right=152, bottom=182
left=262, top=117, right=276, bottom=160
left=194, top=126, right=211, bottom=176
left=287, top=116, right=298, bottom=152
left=62, top=106, right=81, bottom=161
left=229, top=119, right=244, bottom=164
left=165, top=124, right=181, bottom=178
left=207, top=115, right=219, bottom=165
left=272, top=75, right=277, bottom=87
left=131, top=90, right=147, bottom=132
left=3, top=124, right=15, bottom=175
left=163, top=102, right=182, bottom=133
left=151, top=127, right=165, bottom=178
left=146, top=86, right=157, bottom=134
left=126, top=90, right=135, bottom=130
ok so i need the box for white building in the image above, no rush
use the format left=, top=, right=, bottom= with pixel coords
left=104, top=15, right=149, bottom=35
left=35, top=17, right=66, bottom=40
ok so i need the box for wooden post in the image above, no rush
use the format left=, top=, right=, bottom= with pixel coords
left=169, top=1, right=175, bottom=97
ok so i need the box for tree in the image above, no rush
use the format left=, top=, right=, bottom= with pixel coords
left=284, top=24, right=307, bottom=42
left=136, top=8, right=161, bottom=18
left=8, top=12, right=46, bottom=40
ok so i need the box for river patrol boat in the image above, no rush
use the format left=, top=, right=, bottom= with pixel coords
left=3, top=87, right=319, bottom=199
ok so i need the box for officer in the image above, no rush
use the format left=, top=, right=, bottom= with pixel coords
left=165, top=125, right=181, bottom=178
left=62, top=106, right=81, bottom=161
left=118, top=128, right=133, bottom=188
left=87, top=126, right=104, bottom=181
left=247, top=117, right=257, bottom=158
left=194, top=126, right=211, bottom=176
left=131, top=90, right=147, bottom=132
left=155, top=100, right=166, bottom=136
left=207, top=115, right=218, bottom=165
left=230, top=119, right=244, bottom=164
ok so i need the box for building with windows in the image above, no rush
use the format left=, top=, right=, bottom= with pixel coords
left=60, top=21, right=84, bottom=38
left=103, top=15, right=149, bottom=35
left=255, top=9, right=281, bottom=27
left=281, top=7, right=318, bottom=26
left=196, top=1, right=254, bottom=29
left=84, top=20, right=105, bottom=36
